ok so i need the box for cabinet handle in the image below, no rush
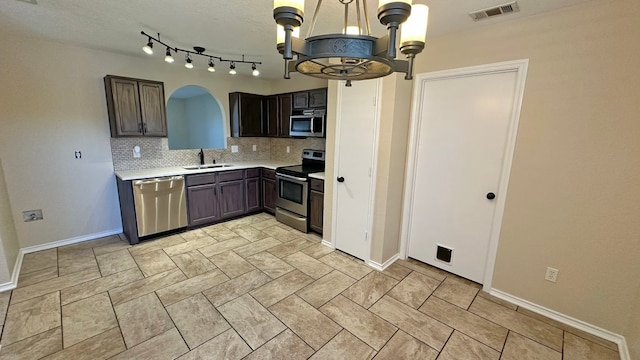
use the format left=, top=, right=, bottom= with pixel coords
left=138, top=123, right=143, bottom=133
left=143, top=123, right=148, bottom=133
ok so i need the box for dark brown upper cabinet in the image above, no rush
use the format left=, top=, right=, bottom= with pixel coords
left=104, top=75, right=167, bottom=137
left=292, top=88, right=328, bottom=109
left=266, top=93, right=293, bottom=138
left=229, top=92, right=264, bottom=137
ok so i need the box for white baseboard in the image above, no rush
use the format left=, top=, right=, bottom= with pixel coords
left=0, top=228, right=122, bottom=293
left=367, top=253, right=399, bottom=271
left=321, top=239, right=334, bottom=249
left=490, top=289, right=630, bottom=360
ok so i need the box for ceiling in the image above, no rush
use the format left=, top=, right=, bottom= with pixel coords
left=0, top=0, right=595, bottom=79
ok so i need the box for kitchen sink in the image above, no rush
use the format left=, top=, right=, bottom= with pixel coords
left=183, top=164, right=234, bottom=170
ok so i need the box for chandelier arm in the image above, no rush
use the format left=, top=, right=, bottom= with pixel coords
left=356, top=0, right=362, bottom=35
left=343, top=2, right=349, bottom=34
left=307, top=0, right=324, bottom=39
left=386, top=24, right=399, bottom=59
left=140, top=31, right=261, bottom=65
left=363, top=0, right=371, bottom=35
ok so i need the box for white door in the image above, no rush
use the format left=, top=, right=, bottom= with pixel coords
left=406, top=63, right=526, bottom=284
left=333, top=79, right=380, bottom=261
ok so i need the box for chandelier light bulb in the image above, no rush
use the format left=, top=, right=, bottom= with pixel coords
left=208, top=59, right=216, bottom=72
left=273, top=0, right=304, bottom=11
left=164, top=48, right=174, bottom=63
left=252, top=63, right=260, bottom=77
left=344, top=26, right=360, bottom=35
left=229, top=63, right=237, bottom=75
left=401, top=4, right=429, bottom=44
left=378, top=0, right=412, bottom=7
left=185, top=55, right=193, bottom=69
left=142, top=40, right=153, bottom=55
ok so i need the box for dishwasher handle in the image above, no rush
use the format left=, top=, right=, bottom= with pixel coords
left=134, top=176, right=184, bottom=186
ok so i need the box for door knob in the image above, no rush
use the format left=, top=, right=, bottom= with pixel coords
left=486, top=192, right=496, bottom=200
left=337, top=177, right=345, bottom=183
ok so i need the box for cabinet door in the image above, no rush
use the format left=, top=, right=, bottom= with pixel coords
left=278, top=94, right=292, bottom=137
left=309, top=190, right=324, bottom=234
left=266, top=95, right=279, bottom=137
left=219, top=180, right=245, bottom=218
left=262, top=178, right=276, bottom=214
left=139, top=81, right=167, bottom=137
left=309, top=88, right=327, bottom=108
left=292, top=92, right=309, bottom=109
left=240, top=93, right=264, bottom=136
left=108, top=77, right=142, bottom=136
left=187, top=184, right=219, bottom=226
left=246, top=178, right=261, bottom=213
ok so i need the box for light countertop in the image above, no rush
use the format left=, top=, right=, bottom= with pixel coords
left=115, top=160, right=298, bottom=181
left=309, top=172, right=325, bottom=180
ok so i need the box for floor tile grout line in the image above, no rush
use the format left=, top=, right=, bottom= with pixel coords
left=106, top=290, right=129, bottom=356
left=467, top=301, right=566, bottom=355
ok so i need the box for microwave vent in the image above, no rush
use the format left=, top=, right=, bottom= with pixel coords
left=469, top=1, right=519, bottom=21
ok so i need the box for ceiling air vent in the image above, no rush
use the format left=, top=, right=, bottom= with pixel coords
left=469, top=1, right=520, bottom=21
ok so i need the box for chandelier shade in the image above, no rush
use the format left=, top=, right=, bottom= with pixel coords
left=273, top=0, right=429, bottom=83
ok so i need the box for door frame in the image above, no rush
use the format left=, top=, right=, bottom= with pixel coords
left=399, top=59, right=529, bottom=291
left=330, top=79, right=383, bottom=263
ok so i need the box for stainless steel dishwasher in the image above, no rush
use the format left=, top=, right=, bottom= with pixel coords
left=132, top=176, right=187, bottom=237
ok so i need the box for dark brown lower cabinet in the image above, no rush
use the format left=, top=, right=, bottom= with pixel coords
left=219, top=180, right=245, bottom=219
left=188, top=184, right=219, bottom=226
left=309, top=178, right=324, bottom=234
left=246, top=177, right=261, bottom=213
left=262, top=168, right=277, bottom=215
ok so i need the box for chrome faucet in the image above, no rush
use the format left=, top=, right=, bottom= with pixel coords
left=198, top=149, right=204, bottom=165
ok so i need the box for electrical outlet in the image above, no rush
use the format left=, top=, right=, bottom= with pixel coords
left=74, top=150, right=82, bottom=159
left=231, top=145, right=239, bottom=153
left=23, top=209, right=44, bottom=222
left=252, top=144, right=257, bottom=152
left=133, top=145, right=141, bottom=158
left=286, top=146, right=290, bottom=153
left=545, top=267, right=559, bottom=282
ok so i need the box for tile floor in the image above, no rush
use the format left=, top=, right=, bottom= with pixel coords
left=0, top=213, right=621, bottom=359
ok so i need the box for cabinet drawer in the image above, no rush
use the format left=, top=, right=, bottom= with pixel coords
left=310, top=178, right=324, bottom=192
left=262, top=168, right=276, bottom=180
left=246, top=168, right=260, bottom=178
left=218, top=170, right=245, bottom=182
left=186, top=173, right=216, bottom=186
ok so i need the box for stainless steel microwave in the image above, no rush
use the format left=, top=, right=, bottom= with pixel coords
left=290, top=110, right=325, bottom=138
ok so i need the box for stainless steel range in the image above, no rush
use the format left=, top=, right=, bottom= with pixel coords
left=275, top=149, right=325, bottom=232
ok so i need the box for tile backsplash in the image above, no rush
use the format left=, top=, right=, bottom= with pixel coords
left=110, top=137, right=326, bottom=171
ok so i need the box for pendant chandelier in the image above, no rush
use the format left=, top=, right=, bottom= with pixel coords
left=273, top=0, right=429, bottom=83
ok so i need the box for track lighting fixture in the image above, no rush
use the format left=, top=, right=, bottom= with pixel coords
left=164, top=47, right=174, bottom=63
left=140, top=31, right=262, bottom=76
left=142, top=38, right=153, bottom=55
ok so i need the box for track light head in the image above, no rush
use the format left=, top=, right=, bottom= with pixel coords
left=208, top=58, right=216, bottom=72
left=252, top=63, right=260, bottom=77
left=229, top=62, right=237, bottom=75
left=185, top=54, right=193, bottom=69
left=142, top=38, right=153, bottom=55
left=164, top=47, right=174, bottom=63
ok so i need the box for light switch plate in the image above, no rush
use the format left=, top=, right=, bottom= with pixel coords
left=252, top=145, right=257, bottom=151
left=231, top=145, right=239, bottom=153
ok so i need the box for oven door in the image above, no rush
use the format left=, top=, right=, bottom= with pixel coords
left=275, top=173, right=308, bottom=216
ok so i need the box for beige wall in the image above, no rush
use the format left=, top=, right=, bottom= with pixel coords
left=625, top=286, right=640, bottom=359
left=370, top=74, right=412, bottom=263
left=0, top=158, right=20, bottom=284
left=410, top=0, right=640, bottom=334
left=270, top=76, right=328, bottom=94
